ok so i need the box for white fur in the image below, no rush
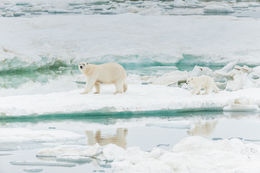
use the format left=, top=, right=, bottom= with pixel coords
left=187, top=75, right=218, bottom=95
left=79, top=62, right=127, bottom=94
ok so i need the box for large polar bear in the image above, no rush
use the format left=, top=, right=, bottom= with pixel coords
left=78, top=62, right=127, bottom=94
left=187, top=75, right=218, bottom=95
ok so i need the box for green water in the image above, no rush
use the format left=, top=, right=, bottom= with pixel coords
left=0, top=109, right=223, bottom=124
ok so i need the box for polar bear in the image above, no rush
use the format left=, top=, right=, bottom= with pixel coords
left=78, top=62, right=127, bottom=94
left=187, top=75, right=218, bottom=95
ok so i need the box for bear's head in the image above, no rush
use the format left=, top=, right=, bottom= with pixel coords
left=186, top=77, right=194, bottom=84
left=78, top=62, right=89, bottom=72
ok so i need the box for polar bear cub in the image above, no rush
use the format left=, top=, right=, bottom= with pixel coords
left=187, top=75, right=218, bottom=95
left=79, top=62, right=127, bottom=94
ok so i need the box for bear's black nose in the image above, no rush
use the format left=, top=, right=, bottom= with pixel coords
left=80, top=65, right=83, bottom=69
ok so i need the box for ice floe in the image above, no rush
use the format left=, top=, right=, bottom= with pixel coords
left=10, top=161, right=76, bottom=167
left=204, top=4, right=234, bottom=14
left=23, top=168, right=43, bottom=173
left=0, top=15, right=260, bottom=71
left=37, top=145, right=101, bottom=158
left=0, top=128, right=83, bottom=143
left=223, top=97, right=260, bottom=112
left=0, top=83, right=259, bottom=116
left=35, top=136, right=260, bottom=173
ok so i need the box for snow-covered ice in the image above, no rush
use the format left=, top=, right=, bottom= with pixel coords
left=0, top=15, right=260, bottom=70
left=0, top=128, right=83, bottom=143
left=0, top=84, right=259, bottom=116
left=0, top=1, right=260, bottom=172
left=204, top=4, right=234, bottom=14
left=36, top=136, right=260, bottom=173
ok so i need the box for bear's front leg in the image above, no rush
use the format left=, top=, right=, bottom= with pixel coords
left=203, top=86, right=210, bottom=95
left=192, top=87, right=201, bottom=95
left=81, top=78, right=96, bottom=94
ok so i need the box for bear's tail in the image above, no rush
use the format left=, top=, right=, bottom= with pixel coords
left=123, top=83, right=128, bottom=92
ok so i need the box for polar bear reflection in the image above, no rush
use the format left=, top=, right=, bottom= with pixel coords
left=188, top=120, right=217, bottom=136
left=86, top=128, right=128, bottom=148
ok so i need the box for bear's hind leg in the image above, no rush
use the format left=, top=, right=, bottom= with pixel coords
left=94, top=82, right=100, bottom=94
left=213, top=84, right=219, bottom=93
left=114, top=81, right=124, bottom=94
left=123, top=83, right=127, bottom=92
left=204, top=86, right=210, bottom=95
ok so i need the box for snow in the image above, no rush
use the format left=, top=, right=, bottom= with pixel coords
left=223, top=104, right=259, bottom=112
left=0, top=1, right=259, bottom=173
left=0, top=84, right=260, bottom=116
left=23, top=168, right=43, bottom=173
left=10, top=161, right=76, bottom=167
left=0, top=15, right=260, bottom=70
left=37, top=145, right=101, bottom=158
left=0, top=128, right=83, bottom=143
left=223, top=97, right=260, bottom=112
left=35, top=136, right=260, bottom=173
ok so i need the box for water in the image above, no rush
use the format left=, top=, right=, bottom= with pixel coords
left=1, top=111, right=260, bottom=173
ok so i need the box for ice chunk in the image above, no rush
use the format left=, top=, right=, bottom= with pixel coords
left=224, top=97, right=259, bottom=111
left=223, top=104, right=259, bottom=112
left=56, top=155, right=92, bottom=164
left=0, top=153, right=12, bottom=156
left=248, top=2, right=260, bottom=7
left=23, top=168, right=43, bottom=173
left=23, top=136, right=260, bottom=172
left=224, top=97, right=259, bottom=112
left=147, top=71, right=189, bottom=86
left=146, top=122, right=190, bottom=129
left=215, top=61, right=238, bottom=76
left=233, top=3, right=249, bottom=8
left=37, top=145, right=101, bottom=158
left=102, top=144, right=127, bottom=161
left=252, top=66, right=260, bottom=78
left=226, top=71, right=254, bottom=91
left=173, top=0, right=203, bottom=8
left=10, top=161, right=76, bottom=167
left=204, top=4, right=234, bottom=13
left=0, top=128, right=82, bottom=143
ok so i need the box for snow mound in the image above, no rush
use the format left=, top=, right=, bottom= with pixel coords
left=37, top=136, right=260, bottom=173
